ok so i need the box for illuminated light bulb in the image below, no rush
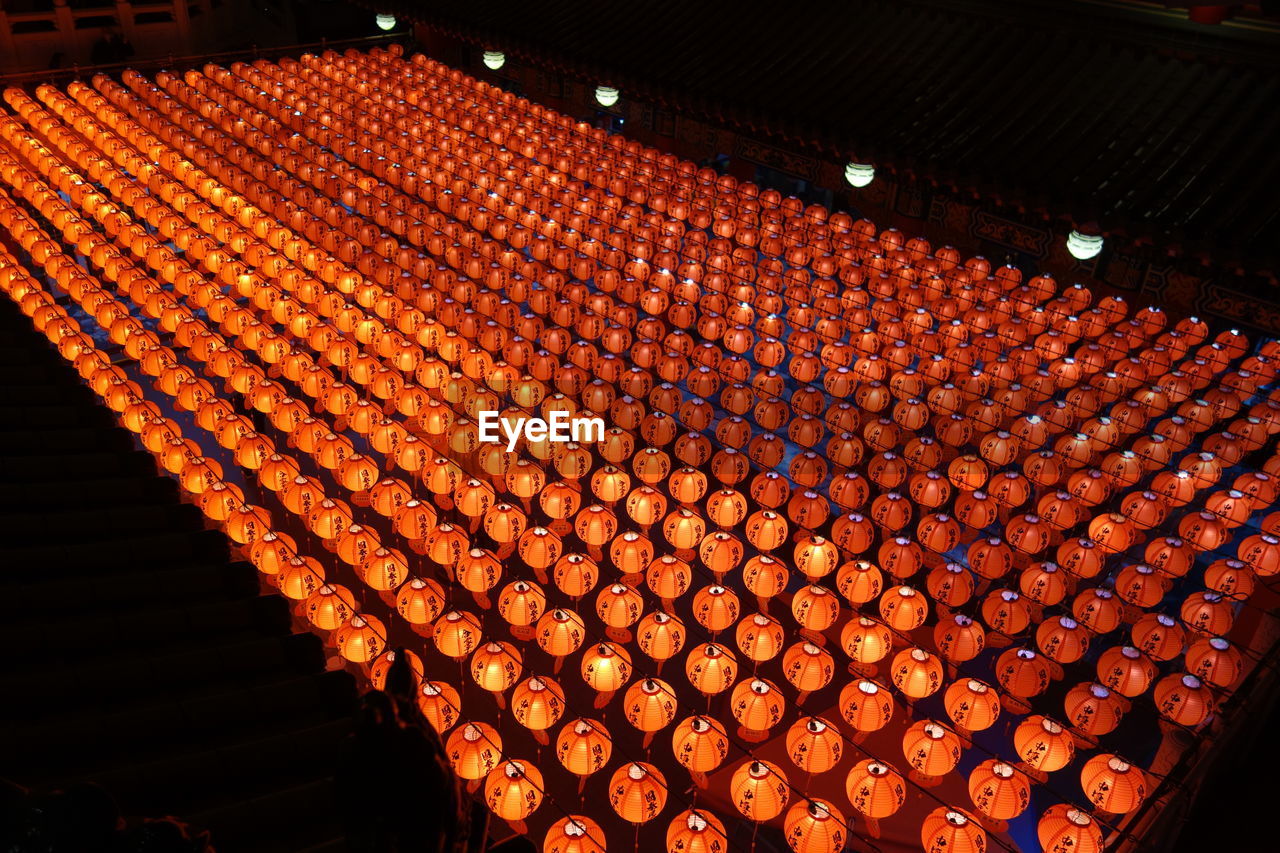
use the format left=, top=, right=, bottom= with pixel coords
left=596, top=86, right=620, bottom=107
left=1067, top=230, right=1104, bottom=260
left=844, top=163, right=875, bottom=188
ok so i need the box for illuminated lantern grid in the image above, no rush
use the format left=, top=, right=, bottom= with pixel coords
left=0, top=42, right=1277, bottom=853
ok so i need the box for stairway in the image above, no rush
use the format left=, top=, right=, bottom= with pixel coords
left=0, top=297, right=357, bottom=853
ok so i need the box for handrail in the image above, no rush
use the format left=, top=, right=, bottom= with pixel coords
left=1108, top=623, right=1280, bottom=851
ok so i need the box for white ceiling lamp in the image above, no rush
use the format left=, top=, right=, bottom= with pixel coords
left=1066, top=228, right=1105, bottom=260
left=595, top=86, right=620, bottom=108
left=375, top=13, right=397, bottom=31
left=844, top=162, right=875, bottom=188
left=483, top=50, right=506, bottom=70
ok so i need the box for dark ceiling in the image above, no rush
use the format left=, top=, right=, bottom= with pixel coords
left=383, top=0, right=1280, bottom=276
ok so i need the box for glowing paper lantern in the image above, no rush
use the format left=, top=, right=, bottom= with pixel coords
left=446, top=722, right=503, bottom=782
left=510, top=676, right=566, bottom=740
left=785, top=716, right=843, bottom=774
left=1014, top=716, right=1075, bottom=772
left=730, top=760, right=789, bottom=821
left=839, top=679, right=894, bottom=733
left=1080, top=754, right=1147, bottom=813
left=545, top=816, right=605, bottom=853
left=536, top=608, right=586, bottom=672
left=416, top=681, right=461, bottom=733
left=624, top=677, right=678, bottom=745
left=968, top=760, right=1032, bottom=820
left=901, top=720, right=962, bottom=781
left=556, top=718, right=612, bottom=783
left=782, top=641, right=835, bottom=697
left=671, top=715, right=730, bottom=785
left=1037, top=804, right=1104, bottom=853
left=485, top=760, right=543, bottom=826
left=1152, top=673, right=1214, bottom=727
left=945, top=678, right=1001, bottom=733
left=1185, top=636, right=1243, bottom=688
left=891, top=648, right=944, bottom=699
left=1063, top=682, right=1126, bottom=741
left=731, top=677, right=787, bottom=740
left=686, top=642, right=738, bottom=696
left=666, top=810, right=727, bottom=853
left=921, top=808, right=987, bottom=853
left=782, top=799, right=846, bottom=853
left=335, top=614, right=385, bottom=663
left=844, top=759, right=906, bottom=833
left=737, top=612, right=786, bottom=663
left=637, top=611, right=687, bottom=669
left=581, top=641, right=632, bottom=700
left=608, top=762, right=667, bottom=824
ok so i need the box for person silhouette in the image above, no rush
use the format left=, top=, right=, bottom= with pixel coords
left=335, top=652, right=471, bottom=853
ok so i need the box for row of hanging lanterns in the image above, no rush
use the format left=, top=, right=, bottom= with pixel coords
left=468, top=37, right=1103, bottom=256
left=4, top=243, right=1131, bottom=853
left=0, top=40, right=1271, bottom=853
